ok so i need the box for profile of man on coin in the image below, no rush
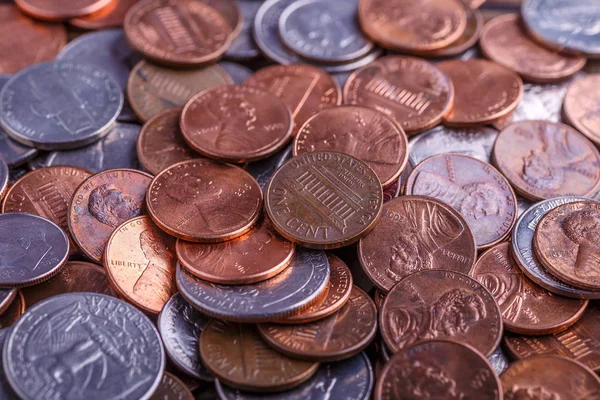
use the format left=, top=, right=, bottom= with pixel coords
left=89, top=183, right=141, bottom=228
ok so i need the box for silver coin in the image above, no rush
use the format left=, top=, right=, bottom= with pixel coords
left=218, top=61, right=253, bottom=84
left=157, top=293, right=213, bottom=382
left=176, top=248, right=330, bottom=322
left=487, top=346, right=510, bottom=376
left=8, top=166, right=26, bottom=185
left=0, top=61, right=123, bottom=150
left=332, top=71, right=352, bottom=88
left=0, top=329, right=15, bottom=399
left=0, top=157, right=6, bottom=200
left=44, top=123, right=140, bottom=172
left=517, top=196, right=533, bottom=218
left=226, top=0, right=262, bottom=60
left=245, top=144, right=293, bottom=189
left=3, top=293, right=165, bottom=400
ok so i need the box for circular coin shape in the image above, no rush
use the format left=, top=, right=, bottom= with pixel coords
left=358, top=195, right=477, bottom=292
left=0, top=291, right=24, bottom=328
left=151, top=372, right=194, bottom=400
left=563, top=74, right=600, bottom=147
left=265, top=151, right=383, bottom=249
left=225, top=0, right=261, bottom=60
left=69, top=0, right=138, bottom=29
left=4, top=293, right=165, bottom=400
left=0, top=329, right=13, bottom=398
left=0, top=288, right=16, bottom=316
left=15, top=0, right=112, bottom=20
left=380, top=270, right=503, bottom=356
left=0, top=84, right=38, bottom=166
left=181, top=85, right=293, bottom=163
left=294, top=106, right=408, bottom=188
left=147, top=159, right=262, bottom=242
left=493, top=121, right=600, bottom=201
left=423, top=6, right=483, bottom=58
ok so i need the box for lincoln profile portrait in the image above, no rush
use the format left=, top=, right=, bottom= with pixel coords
left=88, top=184, right=141, bottom=228
left=133, top=229, right=175, bottom=305
left=562, top=209, right=600, bottom=281
left=393, top=359, right=464, bottom=400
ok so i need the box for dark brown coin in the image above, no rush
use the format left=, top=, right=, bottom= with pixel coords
left=344, top=56, right=454, bottom=135
left=176, top=217, right=295, bottom=285
left=151, top=372, right=194, bottom=400
left=563, top=74, right=600, bottom=147
left=493, top=121, right=600, bottom=201
left=69, top=0, right=137, bottom=30
left=358, top=195, right=477, bottom=292
left=423, top=6, right=483, bottom=58
left=15, top=0, right=112, bottom=20
left=147, top=159, right=262, bottom=242
left=0, top=291, right=24, bottom=329
left=438, top=59, right=523, bottom=126
left=199, top=320, right=319, bottom=392
left=375, top=340, right=502, bottom=400
left=68, top=168, right=153, bottom=262
left=380, top=269, right=502, bottom=356
left=472, top=242, right=588, bottom=335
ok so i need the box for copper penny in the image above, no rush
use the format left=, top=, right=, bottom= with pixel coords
left=265, top=151, right=383, bottom=249
left=344, top=56, right=454, bottom=135
left=201, top=0, right=242, bottom=38
left=438, top=59, right=523, bottom=126
left=380, top=269, right=502, bottom=356
left=176, top=217, right=295, bottom=285
left=151, top=372, right=194, bottom=400
left=180, top=85, right=294, bottom=163
left=0, top=291, right=24, bottom=329
left=472, top=242, right=588, bottom=335
left=124, top=0, right=231, bottom=67
left=69, top=0, right=138, bottom=30
left=358, top=195, right=477, bottom=292
left=137, top=108, right=198, bottom=175
left=147, top=159, right=262, bottom=242
left=480, top=14, right=586, bottom=83
left=493, top=121, right=600, bottom=201
left=405, top=153, right=517, bottom=249
left=68, top=168, right=153, bottom=262
left=294, top=106, right=408, bottom=188
left=0, top=289, right=16, bottom=316
left=375, top=340, right=502, bottom=400
left=243, top=64, right=342, bottom=137
left=15, top=0, right=112, bottom=20
left=199, top=320, right=319, bottom=392
left=423, top=7, right=483, bottom=58
left=563, top=74, right=600, bottom=147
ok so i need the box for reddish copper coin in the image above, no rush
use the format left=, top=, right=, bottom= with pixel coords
left=201, top=0, right=242, bottom=38
left=0, top=291, right=24, bottom=329
left=438, top=59, right=523, bottom=126
left=68, top=168, right=153, bottom=262
left=344, top=56, right=454, bottom=135
left=563, top=74, right=600, bottom=147
left=358, top=195, right=477, bottom=292
left=423, top=7, right=483, bottom=58
left=176, top=217, right=295, bottom=285
left=472, top=242, right=588, bottom=335
left=151, top=372, right=194, bottom=400
left=405, top=153, right=517, bottom=249
left=69, top=0, right=137, bottom=30
left=493, top=121, right=600, bottom=201
left=294, top=106, right=408, bottom=188
left=375, top=340, right=502, bottom=400
left=15, top=0, right=113, bottom=20
left=147, top=159, right=262, bottom=242
left=180, top=85, right=294, bottom=163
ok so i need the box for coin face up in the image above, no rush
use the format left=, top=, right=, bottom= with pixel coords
left=15, top=0, right=113, bottom=20
left=563, top=74, right=600, bottom=147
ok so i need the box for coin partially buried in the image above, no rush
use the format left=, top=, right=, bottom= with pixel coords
left=151, top=372, right=194, bottom=400
left=0, top=291, right=24, bottom=328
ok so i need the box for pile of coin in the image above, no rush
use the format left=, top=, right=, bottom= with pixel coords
left=1, top=0, right=600, bottom=399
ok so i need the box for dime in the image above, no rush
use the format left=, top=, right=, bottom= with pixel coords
left=147, top=159, right=262, bottom=242
left=493, top=121, right=600, bottom=200
left=423, top=7, right=483, bottom=58
left=15, top=0, right=112, bottom=20
left=69, top=0, right=138, bottom=29
left=245, top=145, right=293, bottom=190
left=151, top=372, right=194, bottom=400
left=225, top=0, right=261, bottom=60
left=0, top=291, right=24, bottom=328
left=68, top=168, right=152, bottom=262
left=176, top=248, right=330, bottom=322
left=380, top=270, right=502, bottom=356
left=358, top=195, right=477, bottom=291
left=200, top=320, right=319, bottom=392
left=563, top=74, right=600, bottom=147
left=218, top=61, right=253, bottom=84
left=265, top=151, right=383, bottom=249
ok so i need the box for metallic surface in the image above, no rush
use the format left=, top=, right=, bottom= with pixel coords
left=151, top=372, right=194, bottom=400
left=245, top=145, right=293, bottom=190
left=218, top=61, right=253, bottom=84
left=15, top=0, right=112, bottom=20
left=0, top=290, right=24, bottom=328
left=423, top=7, right=483, bottom=58
left=563, top=74, right=600, bottom=147
left=69, top=0, right=138, bottom=29
left=225, top=0, right=262, bottom=60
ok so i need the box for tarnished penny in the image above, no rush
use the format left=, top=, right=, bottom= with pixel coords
left=380, top=270, right=502, bottom=356
left=472, top=242, right=588, bottom=335
left=68, top=168, right=152, bottom=262
left=423, top=6, right=483, bottom=58
left=294, top=106, right=408, bottom=188
left=15, top=0, right=112, bottom=20
left=344, top=56, right=454, bottom=135
left=147, top=159, right=262, bottom=242
left=563, top=74, right=600, bottom=147
left=480, top=14, right=586, bottom=83
left=176, top=217, right=295, bottom=285
left=493, top=121, right=600, bottom=201
left=200, top=320, right=319, bottom=392
left=265, top=151, right=383, bottom=249
left=151, top=372, right=194, bottom=400
left=405, top=153, right=517, bottom=249
left=69, top=0, right=137, bottom=29
left=358, top=195, right=477, bottom=292
left=0, top=291, right=24, bottom=328
left=181, top=85, right=294, bottom=163
left=438, top=59, right=523, bottom=126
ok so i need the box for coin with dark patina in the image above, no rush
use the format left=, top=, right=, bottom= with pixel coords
left=424, top=6, right=483, bottom=58
left=15, top=0, right=112, bottom=20
left=69, top=0, right=137, bottom=29
left=563, top=74, right=600, bottom=147
left=68, top=168, right=152, bottom=262
left=0, top=290, right=24, bottom=328
left=151, top=372, right=194, bottom=400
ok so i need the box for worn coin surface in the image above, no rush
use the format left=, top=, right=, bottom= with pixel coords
left=150, top=372, right=194, bottom=400
left=226, top=0, right=261, bottom=60
left=15, top=0, right=112, bottom=20
left=424, top=6, right=483, bottom=58
left=563, top=74, right=600, bottom=147
left=0, top=290, right=24, bottom=328
left=69, top=0, right=138, bottom=29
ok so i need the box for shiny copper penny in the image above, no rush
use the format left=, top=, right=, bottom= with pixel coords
left=199, top=320, right=319, bottom=392
left=69, top=0, right=137, bottom=30
left=202, top=0, right=242, bottom=38
left=405, top=153, right=517, bottom=249
left=472, top=242, right=588, bottom=335
left=265, top=151, right=383, bottom=249
left=147, top=159, right=262, bottom=242
left=151, top=372, right=194, bottom=400
left=243, top=64, right=341, bottom=136
left=15, top=0, right=112, bottom=20
left=181, top=85, right=294, bottom=163
left=563, top=74, right=600, bottom=147
left=358, top=195, right=477, bottom=292
left=176, top=217, right=295, bottom=285
left=493, top=121, right=600, bottom=201
left=438, top=59, right=523, bottom=126
left=380, top=269, right=502, bottom=356
left=424, top=7, right=483, bottom=58
left=294, top=106, right=408, bottom=188
left=0, top=291, right=24, bottom=329
left=68, top=168, right=153, bottom=262
left=344, top=56, right=454, bottom=135
left=375, top=340, right=502, bottom=400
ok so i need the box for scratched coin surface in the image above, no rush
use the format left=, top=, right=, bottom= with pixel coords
left=4, top=293, right=165, bottom=400
left=15, top=0, right=112, bottom=20
left=150, top=372, right=194, bottom=400
left=358, top=195, right=477, bottom=292
left=265, top=151, right=383, bottom=249
left=563, top=74, right=600, bottom=147
left=69, top=0, right=138, bottom=29
left=176, top=248, right=330, bottom=322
